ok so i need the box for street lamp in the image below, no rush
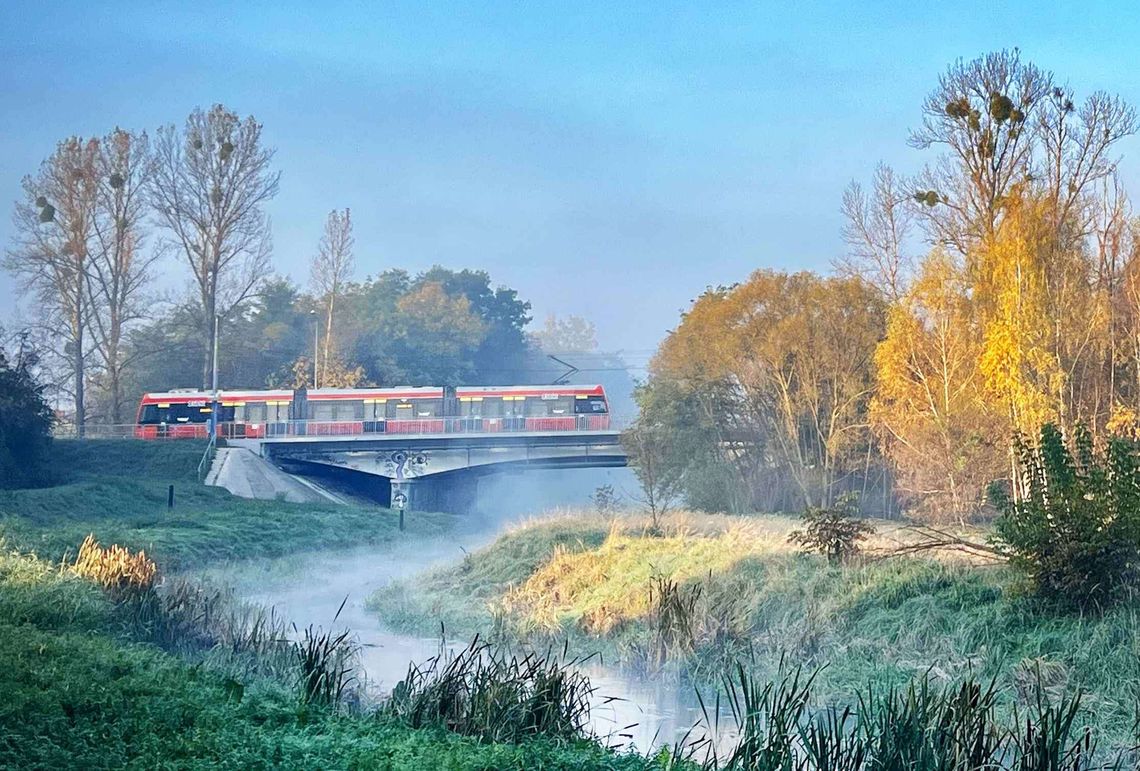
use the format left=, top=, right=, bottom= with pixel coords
left=309, top=310, right=319, bottom=389
left=211, top=314, right=220, bottom=439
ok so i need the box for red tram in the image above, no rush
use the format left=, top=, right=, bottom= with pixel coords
left=134, top=384, right=610, bottom=439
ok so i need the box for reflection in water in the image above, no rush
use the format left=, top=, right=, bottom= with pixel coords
left=205, top=506, right=733, bottom=754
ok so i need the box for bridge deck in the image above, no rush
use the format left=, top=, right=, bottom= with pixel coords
left=233, top=428, right=625, bottom=453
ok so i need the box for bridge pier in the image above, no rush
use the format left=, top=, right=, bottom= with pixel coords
left=389, top=472, right=480, bottom=515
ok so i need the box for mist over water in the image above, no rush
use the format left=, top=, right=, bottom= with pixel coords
left=471, top=466, right=639, bottom=518
left=212, top=465, right=727, bottom=754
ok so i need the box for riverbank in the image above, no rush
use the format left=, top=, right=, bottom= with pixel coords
left=367, top=510, right=1140, bottom=747
left=0, top=440, right=663, bottom=769
left=0, top=440, right=450, bottom=569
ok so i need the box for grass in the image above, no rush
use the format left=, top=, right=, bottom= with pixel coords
left=0, top=608, right=657, bottom=769
left=0, top=441, right=665, bottom=769
left=0, top=439, right=451, bottom=569
left=367, top=510, right=1140, bottom=749
left=370, top=511, right=613, bottom=633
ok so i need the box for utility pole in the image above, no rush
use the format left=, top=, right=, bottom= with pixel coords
left=211, top=314, right=220, bottom=439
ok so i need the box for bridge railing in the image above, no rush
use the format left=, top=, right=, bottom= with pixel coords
left=253, top=414, right=631, bottom=438
left=54, top=424, right=203, bottom=440
left=58, top=415, right=633, bottom=440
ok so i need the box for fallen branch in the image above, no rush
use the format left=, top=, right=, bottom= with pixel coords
left=867, top=523, right=1007, bottom=564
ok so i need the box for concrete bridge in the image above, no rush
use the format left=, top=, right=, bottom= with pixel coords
left=228, top=423, right=627, bottom=513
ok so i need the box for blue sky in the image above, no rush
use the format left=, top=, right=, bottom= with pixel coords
left=2, top=1, right=1139, bottom=353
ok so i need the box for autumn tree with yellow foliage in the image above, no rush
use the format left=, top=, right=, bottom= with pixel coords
left=642, top=271, right=886, bottom=512
left=641, top=50, right=1140, bottom=521
left=871, top=252, right=999, bottom=521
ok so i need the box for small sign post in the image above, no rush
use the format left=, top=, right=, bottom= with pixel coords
left=392, top=491, right=408, bottom=532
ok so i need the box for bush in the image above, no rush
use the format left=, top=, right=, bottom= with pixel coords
left=0, top=335, right=53, bottom=489
left=789, top=493, right=874, bottom=564
left=990, top=423, right=1140, bottom=610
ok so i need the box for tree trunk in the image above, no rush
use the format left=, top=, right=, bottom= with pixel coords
left=323, top=293, right=336, bottom=385
left=109, top=359, right=122, bottom=425
left=74, top=308, right=85, bottom=437
left=201, top=314, right=212, bottom=391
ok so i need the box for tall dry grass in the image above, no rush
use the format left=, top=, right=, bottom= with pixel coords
left=72, top=534, right=158, bottom=598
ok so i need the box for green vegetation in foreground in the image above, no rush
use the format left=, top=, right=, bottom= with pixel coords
left=0, top=440, right=451, bottom=569
left=0, top=440, right=658, bottom=769
left=368, top=511, right=1140, bottom=747
left=0, top=548, right=657, bottom=769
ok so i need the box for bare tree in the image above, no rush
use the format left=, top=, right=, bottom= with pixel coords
left=148, top=105, right=279, bottom=388
left=837, top=163, right=915, bottom=300
left=87, top=129, right=158, bottom=423
left=622, top=420, right=684, bottom=529
left=4, top=137, right=100, bottom=435
left=1037, top=88, right=1136, bottom=246
left=309, top=208, right=354, bottom=388
left=910, top=49, right=1052, bottom=255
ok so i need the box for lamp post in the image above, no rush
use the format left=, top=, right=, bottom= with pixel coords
left=309, top=310, right=319, bottom=389
left=211, top=314, right=220, bottom=439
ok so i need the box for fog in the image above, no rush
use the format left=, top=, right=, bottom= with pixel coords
left=209, top=463, right=733, bottom=753
left=471, top=466, right=639, bottom=518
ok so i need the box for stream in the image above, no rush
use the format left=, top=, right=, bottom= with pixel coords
left=202, top=508, right=733, bottom=755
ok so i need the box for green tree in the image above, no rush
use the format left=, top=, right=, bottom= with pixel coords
left=0, top=333, right=54, bottom=489
left=415, top=267, right=532, bottom=383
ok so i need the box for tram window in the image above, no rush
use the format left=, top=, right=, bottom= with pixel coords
left=525, top=397, right=551, bottom=416
left=414, top=399, right=442, bottom=417
left=549, top=397, right=573, bottom=415
left=245, top=402, right=267, bottom=423
left=311, top=402, right=337, bottom=421
left=171, top=403, right=210, bottom=423
left=574, top=397, right=608, bottom=414
left=502, top=398, right=525, bottom=417
left=365, top=401, right=385, bottom=421
left=388, top=401, right=414, bottom=419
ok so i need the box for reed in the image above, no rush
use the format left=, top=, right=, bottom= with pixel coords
left=72, top=533, right=157, bottom=599
left=295, top=599, right=358, bottom=708
left=381, top=636, right=595, bottom=744
left=682, top=663, right=1126, bottom=770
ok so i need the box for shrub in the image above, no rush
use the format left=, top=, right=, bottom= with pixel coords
left=0, top=334, right=53, bottom=489
left=789, top=494, right=874, bottom=564
left=990, top=424, right=1140, bottom=610
left=593, top=484, right=619, bottom=515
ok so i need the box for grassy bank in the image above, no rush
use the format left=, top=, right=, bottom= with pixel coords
left=0, top=440, right=665, bottom=768
left=0, top=547, right=660, bottom=769
left=368, top=510, right=1140, bottom=746
left=0, top=440, right=449, bottom=569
